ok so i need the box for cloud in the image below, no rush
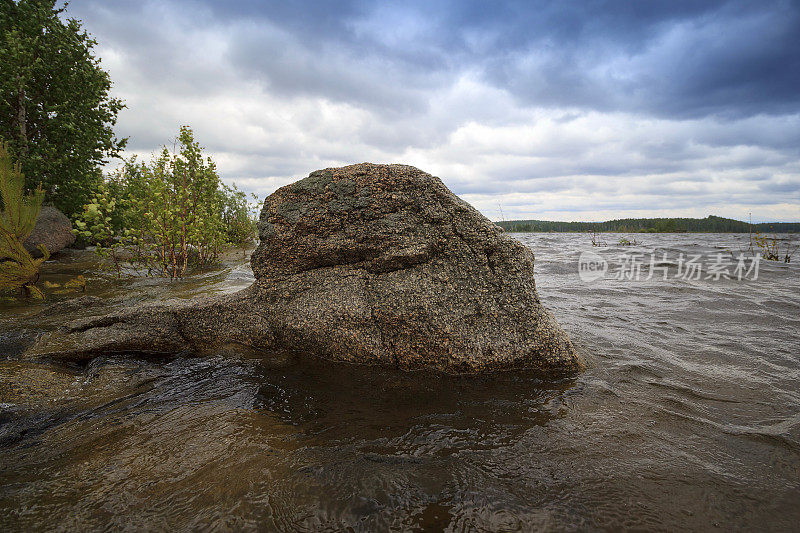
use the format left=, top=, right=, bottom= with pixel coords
left=66, top=0, right=800, bottom=222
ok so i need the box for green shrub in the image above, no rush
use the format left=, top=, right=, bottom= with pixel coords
left=76, top=126, right=259, bottom=278
left=221, top=183, right=259, bottom=249
left=73, top=181, right=125, bottom=277
left=752, top=232, right=797, bottom=263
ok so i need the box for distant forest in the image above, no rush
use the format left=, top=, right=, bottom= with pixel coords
left=496, top=215, right=800, bottom=233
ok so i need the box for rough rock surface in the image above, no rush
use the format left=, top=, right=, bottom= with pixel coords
left=28, top=164, right=584, bottom=374
left=24, top=206, right=76, bottom=257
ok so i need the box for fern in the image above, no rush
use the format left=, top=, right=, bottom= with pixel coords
left=0, top=142, right=48, bottom=298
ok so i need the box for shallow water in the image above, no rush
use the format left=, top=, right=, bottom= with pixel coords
left=1, top=233, right=799, bottom=531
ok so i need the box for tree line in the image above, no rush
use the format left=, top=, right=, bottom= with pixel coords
left=497, top=215, right=800, bottom=233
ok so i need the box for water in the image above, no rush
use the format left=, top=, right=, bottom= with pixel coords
left=1, top=233, right=799, bottom=531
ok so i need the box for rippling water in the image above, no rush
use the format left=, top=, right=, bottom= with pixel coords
left=1, top=233, right=799, bottom=531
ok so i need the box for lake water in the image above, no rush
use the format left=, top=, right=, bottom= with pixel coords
left=1, top=233, right=798, bottom=531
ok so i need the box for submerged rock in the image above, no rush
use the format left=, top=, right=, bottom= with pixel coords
left=24, top=206, right=76, bottom=257
left=28, top=164, right=584, bottom=374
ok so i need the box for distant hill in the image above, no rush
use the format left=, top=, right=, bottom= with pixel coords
left=496, top=215, right=800, bottom=233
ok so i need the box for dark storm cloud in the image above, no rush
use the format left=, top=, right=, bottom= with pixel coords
left=185, top=0, right=800, bottom=119
left=464, top=0, right=800, bottom=118
left=70, top=0, right=800, bottom=119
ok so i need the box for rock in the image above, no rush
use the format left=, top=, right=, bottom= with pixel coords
left=27, top=164, right=584, bottom=375
left=23, top=206, right=76, bottom=257
left=33, top=296, right=106, bottom=321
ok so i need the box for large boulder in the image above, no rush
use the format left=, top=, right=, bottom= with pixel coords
left=28, top=164, right=584, bottom=375
left=24, top=206, right=75, bottom=257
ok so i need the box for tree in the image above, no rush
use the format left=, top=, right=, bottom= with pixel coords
left=0, top=0, right=126, bottom=217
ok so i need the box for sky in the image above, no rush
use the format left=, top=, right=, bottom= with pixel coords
left=66, top=0, right=800, bottom=222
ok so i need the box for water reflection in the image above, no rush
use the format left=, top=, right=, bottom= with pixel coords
left=1, top=354, right=573, bottom=531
